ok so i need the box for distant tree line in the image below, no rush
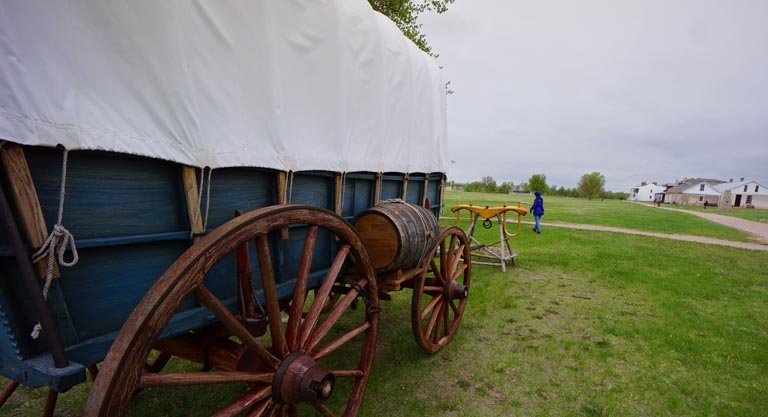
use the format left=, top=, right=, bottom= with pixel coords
left=449, top=172, right=629, bottom=200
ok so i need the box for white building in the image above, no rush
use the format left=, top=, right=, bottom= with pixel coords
left=663, top=179, right=723, bottom=205
left=629, top=182, right=666, bottom=202
left=714, top=179, right=768, bottom=209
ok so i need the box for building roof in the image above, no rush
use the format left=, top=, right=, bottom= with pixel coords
left=632, top=182, right=665, bottom=189
left=714, top=180, right=767, bottom=192
left=664, top=178, right=725, bottom=194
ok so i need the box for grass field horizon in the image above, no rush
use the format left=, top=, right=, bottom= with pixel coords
left=1, top=192, right=766, bottom=417
left=442, top=191, right=760, bottom=243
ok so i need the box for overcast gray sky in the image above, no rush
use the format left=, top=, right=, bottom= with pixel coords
left=420, top=0, right=768, bottom=191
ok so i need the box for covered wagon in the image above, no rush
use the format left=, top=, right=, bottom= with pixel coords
left=0, top=1, right=471, bottom=416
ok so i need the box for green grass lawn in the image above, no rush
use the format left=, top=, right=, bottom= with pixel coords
left=638, top=202, right=768, bottom=223
left=2, top=199, right=767, bottom=417
left=442, top=191, right=757, bottom=242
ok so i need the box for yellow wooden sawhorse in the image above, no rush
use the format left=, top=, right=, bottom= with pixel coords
left=451, top=203, right=529, bottom=272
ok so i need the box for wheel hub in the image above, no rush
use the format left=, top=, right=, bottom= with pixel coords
left=444, top=282, right=468, bottom=300
left=273, top=352, right=335, bottom=404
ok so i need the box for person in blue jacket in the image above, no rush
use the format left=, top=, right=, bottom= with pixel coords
left=531, top=190, right=544, bottom=234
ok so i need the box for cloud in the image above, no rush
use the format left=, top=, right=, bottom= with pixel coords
left=421, top=0, right=768, bottom=190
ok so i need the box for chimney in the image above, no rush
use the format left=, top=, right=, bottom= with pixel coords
left=740, top=177, right=745, bottom=182
left=641, top=181, right=647, bottom=186
left=729, top=179, right=733, bottom=183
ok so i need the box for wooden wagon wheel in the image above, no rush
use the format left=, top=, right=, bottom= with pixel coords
left=411, top=226, right=471, bottom=354
left=289, top=289, right=340, bottom=314
left=84, top=205, right=379, bottom=417
left=318, top=290, right=342, bottom=313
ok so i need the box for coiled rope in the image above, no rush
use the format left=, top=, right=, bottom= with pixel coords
left=30, top=148, right=78, bottom=339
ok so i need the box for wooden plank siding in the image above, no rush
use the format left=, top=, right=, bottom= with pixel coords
left=381, top=174, right=405, bottom=201
left=405, top=174, right=425, bottom=205
left=0, top=146, right=432, bottom=376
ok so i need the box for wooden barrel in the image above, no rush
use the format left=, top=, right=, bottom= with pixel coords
left=352, top=200, right=439, bottom=273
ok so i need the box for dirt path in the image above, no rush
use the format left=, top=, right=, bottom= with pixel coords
left=651, top=206, right=768, bottom=244
left=521, top=221, right=768, bottom=251
left=442, top=211, right=768, bottom=251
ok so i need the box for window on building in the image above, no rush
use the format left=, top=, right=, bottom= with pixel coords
left=744, top=185, right=748, bottom=192
left=746, top=195, right=753, bottom=204
left=699, top=184, right=705, bottom=191
left=698, top=195, right=704, bottom=202
left=756, top=185, right=760, bottom=192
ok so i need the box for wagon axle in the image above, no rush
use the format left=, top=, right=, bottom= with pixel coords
left=445, top=282, right=469, bottom=301
left=273, top=352, right=335, bottom=404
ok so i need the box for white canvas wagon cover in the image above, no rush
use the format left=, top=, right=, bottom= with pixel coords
left=0, top=0, right=447, bottom=174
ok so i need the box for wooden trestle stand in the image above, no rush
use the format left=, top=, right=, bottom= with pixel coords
left=451, top=203, right=529, bottom=272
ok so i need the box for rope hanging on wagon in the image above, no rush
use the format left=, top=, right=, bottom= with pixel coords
left=30, top=147, right=78, bottom=339
left=190, top=167, right=214, bottom=237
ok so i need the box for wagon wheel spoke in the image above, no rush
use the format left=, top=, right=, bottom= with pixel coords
left=420, top=294, right=443, bottom=321
left=423, top=285, right=443, bottom=292
left=318, top=289, right=342, bottom=313
left=446, top=234, right=457, bottom=275
left=255, top=235, right=289, bottom=358
left=450, top=263, right=468, bottom=282
left=424, top=299, right=443, bottom=341
left=331, top=369, right=366, bottom=378
left=286, top=225, right=319, bottom=351
left=311, top=321, right=372, bottom=361
left=194, top=285, right=280, bottom=368
left=262, top=404, right=276, bottom=417
left=312, top=402, right=338, bottom=417
left=430, top=259, right=443, bottom=284
left=139, top=371, right=273, bottom=388
left=439, top=239, right=447, bottom=281
left=305, top=279, right=366, bottom=352
left=442, top=298, right=450, bottom=341
left=245, top=399, right=274, bottom=417
left=449, top=244, right=465, bottom=279
left=298, top=244, right=350, bottom=348
left=235, top=228, right=256, bottom=319
left=143, top=351, right=171, bottom=373
left=448, top=299, right=459, bottom=315
left=433, top=302, right=447, bottom=344
left=211, top=386, right=273, bottom=417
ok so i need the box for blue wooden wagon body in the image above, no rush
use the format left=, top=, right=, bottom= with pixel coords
left=0, top=146, right=444, bottom=392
